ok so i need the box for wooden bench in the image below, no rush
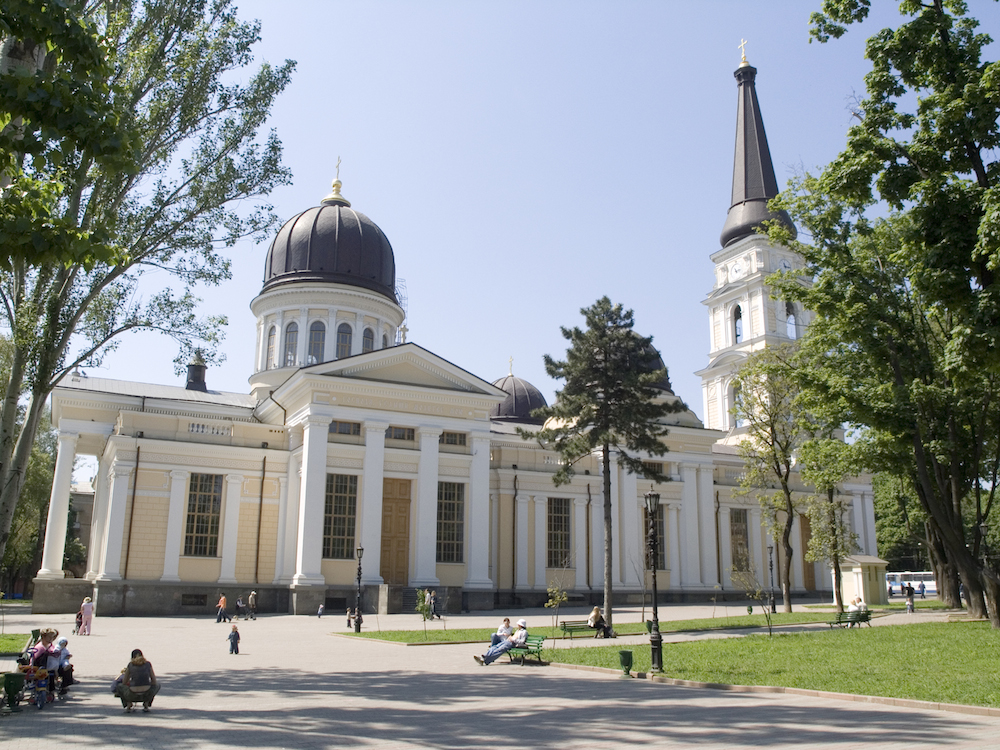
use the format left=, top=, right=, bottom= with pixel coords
left=507, top=634, right=546, bottom=665
left=559, top=620, right=600, bottom=639
left=828, top=610, right=872, bottom=628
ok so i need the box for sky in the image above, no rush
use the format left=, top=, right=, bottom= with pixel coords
left=81, top=1, right=1000, bottom=422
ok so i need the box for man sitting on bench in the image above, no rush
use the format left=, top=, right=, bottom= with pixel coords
left=474, top=619, right=527, bottom=665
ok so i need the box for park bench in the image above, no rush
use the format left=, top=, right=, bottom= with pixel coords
left=827, top=610, right=872, bottom=628
left=507, top=634, right=546, bottom=665
left=559, top=619, right=600, bottom=638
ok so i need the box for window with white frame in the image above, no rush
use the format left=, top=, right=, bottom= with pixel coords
left=283, top=322, right=298, bottom=367
left=643, top=504, right=666, bottom=570
left=436, top=482, right=464, bottom=563
left=547, top=497, right=571, bottom=568
left=266, top=326, right=276, bottom=369
left=184, top=473, right=223, bottom=556
left=731, top=508, right=750, bottom=571
left=323, top=474, right=357, bottom=559
left=337, top=323, right=352, bottom=359
left=308, top=321, right=325, bottom=364
left=733, top=305, right=743, bottom=344
left=363, top=327, right=374, bottom=352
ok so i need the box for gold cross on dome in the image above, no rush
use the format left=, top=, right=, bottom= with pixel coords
left=739, top=38, right=748, bottom=63
left=399, top=324, right=408, bottom=344
left=335, top=156, right=341, bottom=180
left=509, top=356, right=513, bottom=376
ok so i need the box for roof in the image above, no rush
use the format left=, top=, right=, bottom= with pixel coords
left=54, top=374, right=256, bottom=409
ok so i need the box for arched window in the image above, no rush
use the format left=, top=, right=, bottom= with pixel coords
left=382, top=333, right=389, bottom=349
left=283, top=322, right=298, bottom=367
left=731, top=382, right=745, bottom=429
left=337, top=323, right=352, bottom=359
left=265, top=326, right=276, bottom=369
left=733, top=305, right=743, bottom=344
left=308, top=321, right=325, bottom=364
left=785, top=301, right=797, bottom=340
left=362, top=327, right=374, bottom=353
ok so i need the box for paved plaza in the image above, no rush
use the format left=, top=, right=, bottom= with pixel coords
left=1, top=601, right=997, bottom=749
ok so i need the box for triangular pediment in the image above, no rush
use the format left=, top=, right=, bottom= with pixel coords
left=301, top=343, right=504, bottom=396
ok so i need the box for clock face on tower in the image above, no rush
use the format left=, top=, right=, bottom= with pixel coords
left=779, top=258, right=792, bottom=271
left=730, top=259, right=744, bottom=280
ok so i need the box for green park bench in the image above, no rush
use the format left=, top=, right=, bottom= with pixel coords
left=828, top=610, right=872, bottom=628
left=507, top=634, right=546, bottom=665
left=559, top=620, right=599, bottom=638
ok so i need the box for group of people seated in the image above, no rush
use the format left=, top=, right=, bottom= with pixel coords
left=20, top=627, right=75, bottom=707
left=474, top=618, right=528, bottom=665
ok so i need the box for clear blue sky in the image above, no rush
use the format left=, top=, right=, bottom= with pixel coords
left=85, top=1, right=999, bottom=420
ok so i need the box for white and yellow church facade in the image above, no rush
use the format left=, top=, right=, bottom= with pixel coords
left=32, top=60, right=878, bottom=615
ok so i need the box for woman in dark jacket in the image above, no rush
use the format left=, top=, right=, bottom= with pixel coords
left=114, top=649, right=159, bottom=713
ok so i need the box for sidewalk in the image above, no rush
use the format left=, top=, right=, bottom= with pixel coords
left=1, top=602, right=994, bottom=749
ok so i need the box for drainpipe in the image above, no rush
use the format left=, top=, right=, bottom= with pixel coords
left=715, top=491, right=722, bottom=590
left=512, top=470, right=518, bottom=603
left=122, top=442, right=141, bottom=615
left=254, top=454, right=267, bottom=584
left=586, top=483, right=592, bottom=590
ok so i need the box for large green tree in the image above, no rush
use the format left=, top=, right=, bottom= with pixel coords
left=769, top=0, right=1000, bottom=624
left=0, top=0, right=295, bottom=564
left=530, top=297, right=683, bottom=633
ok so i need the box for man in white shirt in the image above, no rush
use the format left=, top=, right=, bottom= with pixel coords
left=475, top=619, right=527, bottom=665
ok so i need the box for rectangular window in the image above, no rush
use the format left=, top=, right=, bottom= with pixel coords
left=731, top=508, right=750, bottom=572
left=184, top=473, right=223, bottom=556
left=323, top=474, right=358, bottom=559
left=643, top=505, right=666, bottom=570
left=436, top=482, right=464, bottom=563
left=329, top=421, right=361, bottom=436
left=388, top=426, right=415, bottom=441
left=439, top=432, right=467, bottom=446
left=547, top=497, right=572, bottom=568
left=642, top=461, right=663, bottom=476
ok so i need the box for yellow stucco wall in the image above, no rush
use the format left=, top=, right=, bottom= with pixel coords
left=117, top=469, right=169, bottom=580
left=179, top=556, right=221, bottom=581
left=233, top=476, right=279, bottom=583
left=321, top=558, right=358, bottom=585
left=436, top=563, right=465, bottom=587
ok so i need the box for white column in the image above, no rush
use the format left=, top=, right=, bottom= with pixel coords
left=278, top=456, right=301, bottom=583
left=851, top=492, right=868, bottom=554
left=698, top=466, right=718, bottom=585
left=296, top=307, right=308, bottom=366
left=273, top=476, right=289, bottom=583
left=411, top=427, right=441, bottom=587
left=490, top=492, right=499, bottom=587
left=863, top=493, right=878, bottom=557
left=37, top=432, right=79, bottom=579
left=680, top=463, right=700, bottom=586
left=465, top=435, right=492, bottom=589
left=360, top=421, right=388, bottom=584
left=533, top=496, right=546, bottom=590
left=590, top=496, right=603, bottom=590
left=96, top=462, right=134, bottom=581
left=791, top=513, right=805, bottom=591
left=667, top=503, right=681, bottom=587
left=352, top=312, right=364, bottom=355
left=160, top=470, right=189, bottom=582
left=620, top=467, right=641, bottom=588
left=293, top=415, right=330, bottom=586
left=608, top=462, right=621, bottom=584
left=749, top=506, right=763, bottom=583
left=719, top=506, right=732, bottom=589
left=574, top=497, right=588, bottom=590
left=515, top=495, right=530, bottom=589
left=218, top=474, right=244, bottom=584
left=255, top=320, right=265, bottom=372
left=85, top=462, right=109, bottom=580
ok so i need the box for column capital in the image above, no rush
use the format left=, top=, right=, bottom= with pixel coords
left=57, top=431, right=79, bottom=446
left=417, top=426, right=443, bottom=440
left=363, top=420, right=389, bottom=434
left=515, top=494, right=530, bottom=505
left=110, top=463, right=134, bottom=479
left=226, top=474, right=244, bottom=485
left=170, top=469, right=190, bottom=481
left=573, top=497, right=589, bottom=507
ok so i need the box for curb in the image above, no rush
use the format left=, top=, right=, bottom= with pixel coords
left=549, top=662, right=1000, bottom=718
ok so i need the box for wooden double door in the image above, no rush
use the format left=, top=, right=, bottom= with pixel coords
left=380, top=478, right=411, bottom=585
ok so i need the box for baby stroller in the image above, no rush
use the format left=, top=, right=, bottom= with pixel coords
left=73, top=610, right=83, bottom=635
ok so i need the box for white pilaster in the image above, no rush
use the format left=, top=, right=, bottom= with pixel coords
left=360, top=421, right=388, bottom=585
left=280, top=457, right=302, bottom=584
left=293, top=415, right=330, bottom=586
left=609, top=462, right=621, bottom=584
left=667, top=503, right=681, bottom=586
left=273, top=476, right=289, bottom=583
left=296, top=307, right=308, bottom=366
left=411, top=427, right=441, bottom=587
left=791, top=513, right=805, bottom=591
left=160, top=470, right=189, bottom=582
left=218, top=474, right=244, bottom=584
left=719, top=506, right=732, bottom=589
left=490, top=492, right=499, bottom=587
left=465, top=435, right=492, bottom=589
left=255, top=320, right=265, bottom=372
left=352, top=312, right=364, bottom=355
left=37, top=432, right=79, bottom=579
left=620, top=467, right=641, bottom=588
left=574, top=497, right=589, bottom=590
left=750, top=506, right=764, bottom=583
left=96, top=462, right=134, bottom=581
left=515, top=495, right=530, bottom=590
left=680, top=463, right=700, bottom=586
left=85, top=461, right=108, bottom=580
left=591, top=495, right=603, bottom=590
left=698, top=465, right=718, bottom=586
left=533, top=496, right=546, bottom=590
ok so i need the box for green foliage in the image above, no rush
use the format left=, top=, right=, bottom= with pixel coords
left=415, top=589, right=431, bottom=622
left=549, top=622, right=1000, bottom=708
left=0, top=0, right=295, bottom=564
left=873, top=472, right=928, bottom=570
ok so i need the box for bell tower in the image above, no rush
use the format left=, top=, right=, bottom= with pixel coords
left=697, top=55, right=809, bottom=442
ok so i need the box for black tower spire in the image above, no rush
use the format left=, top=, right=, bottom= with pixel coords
left=720, top=61, right=797, bottom=247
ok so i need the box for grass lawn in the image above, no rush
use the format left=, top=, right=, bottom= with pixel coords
left=0, top=633, right=29, bottom=653
left=347, top=612, right=835, bottom=643
left=547, top=621, right=1000, bottom=707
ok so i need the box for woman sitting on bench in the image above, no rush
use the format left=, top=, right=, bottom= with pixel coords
left=588, top=606, right=612, bottom=638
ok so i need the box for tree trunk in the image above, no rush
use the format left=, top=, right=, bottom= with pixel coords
left=828, top=488, right=844, bottom=613
left=780, top=491, right=794, bottom=613
left=983, top=574, right=1000, bottom=628
left=602, top=443, right=614, bottom=634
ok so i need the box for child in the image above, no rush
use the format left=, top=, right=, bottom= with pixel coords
left=74, top=610, right=83, bottom=635
left=317, top=604, right=324, bottom=618
left=228, top=624, right=240, bottom=654
left=54, top=636, right=74, bottom=693
left=34, top=667, right=49, bottom=709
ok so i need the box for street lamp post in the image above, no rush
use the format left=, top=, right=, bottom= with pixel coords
left=354, top=544, right=364, bottom=633
left=644, top=490, right=663, bottom=673
left=767, top=544, right=776, bottom=614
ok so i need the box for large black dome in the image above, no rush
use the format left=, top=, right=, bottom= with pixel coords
left=262, top=183, right=396, bottom=302
left=490, top=375, right=548, bottom=424
left=631, top=337, right=674, bottom=395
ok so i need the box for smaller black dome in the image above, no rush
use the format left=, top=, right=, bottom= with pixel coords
left=490, top=375, right=548, bottom=424
left=632, top=338, right=674, bottom=394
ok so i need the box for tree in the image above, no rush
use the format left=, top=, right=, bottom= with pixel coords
left=0, top=0, right=295, bottom=565
left=731, top=343, right=810, bottom=613
left=530, top=297, right=683, bottom=634
left=1, top=0, right=134, bottom=269
left=767, top=0, right=1000, bottom=625
left=798, top=437, right=860, bottom=613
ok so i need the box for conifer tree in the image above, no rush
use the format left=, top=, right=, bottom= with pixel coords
left=530, top=297, right=684, bottom=633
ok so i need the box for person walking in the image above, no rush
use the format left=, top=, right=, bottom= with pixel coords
left=228, top=625, right=241, bottom=654
left=248, top=590, right=258, bottom=620
left=79, top=596, right=94, bottom=635
left=216, top=592, right=230, bottom=623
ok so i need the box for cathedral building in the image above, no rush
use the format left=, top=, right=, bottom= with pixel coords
left=32, top=59, right=877, bottom=616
